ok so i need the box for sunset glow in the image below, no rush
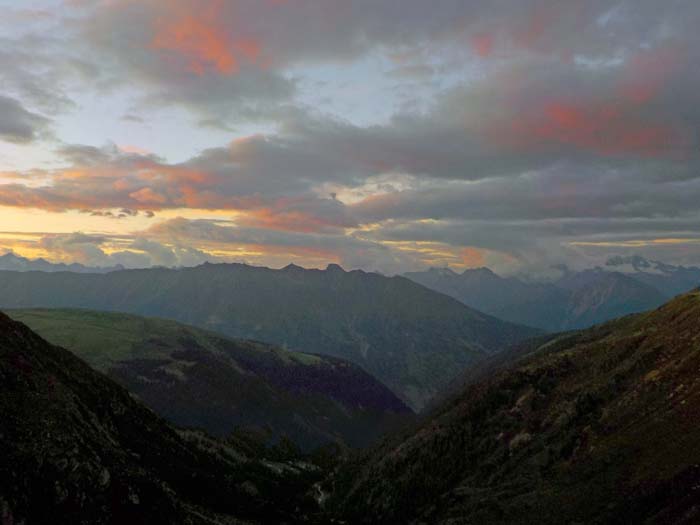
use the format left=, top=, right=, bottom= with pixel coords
left=1, top=0, right=699, bottom=273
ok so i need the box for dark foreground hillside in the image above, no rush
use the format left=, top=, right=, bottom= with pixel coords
left=9, top=308, right=413, bottom=451
left=331, top=290, right=700, bottom=524
left=0, top=312, right=325, bottom=524
left=0, top=263, right=539, bottom=411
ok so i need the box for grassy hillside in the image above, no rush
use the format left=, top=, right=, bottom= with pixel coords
left=10, top=308, right=413, bottom=451
left=0, top=311, right=325, bottom=524
left=0, top=263, right=539, bottom=411
left=332, top=290, right=700, bottom=524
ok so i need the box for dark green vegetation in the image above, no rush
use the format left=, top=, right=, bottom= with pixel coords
left=331, top=290, right=700, bottom=524
left=0, top=312, right=328, bottom=525
left=405, top=266, right=672, bottom=331
left=0, top=263, right=539, bottom=410
left=9, top=308, right=412, bottom=451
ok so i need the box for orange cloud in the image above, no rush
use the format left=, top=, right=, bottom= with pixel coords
left=150, top=1, right=261, bottom=76
left=237, top=196, right=357, bottom=234
left=241, top=208, right=337, bottom=234
left=129, top=187, right=168, bottom=204
left=459, top=247, right=486, bottom=267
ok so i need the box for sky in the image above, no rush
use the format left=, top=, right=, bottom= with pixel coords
left=1, top=0, right=699, bottom=275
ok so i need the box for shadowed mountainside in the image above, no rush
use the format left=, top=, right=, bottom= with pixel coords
left=332, top=290, right=700, bottom=524
left=9, top=308, right=413, bottom=451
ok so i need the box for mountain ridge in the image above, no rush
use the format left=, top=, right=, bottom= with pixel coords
left=0, top=252, right=123, bottom=274
left=0, top=263, right=539, bottom=411
left=404, top=264, right=686, bottom=331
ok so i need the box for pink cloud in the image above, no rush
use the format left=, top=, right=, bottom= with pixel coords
left=494, top=99, right=689, bottom=158
left=471, top=32, right=495, bottom=58
left=150, top=0, right=262, bottom=76
left=618, top=45, right=685, bottom=104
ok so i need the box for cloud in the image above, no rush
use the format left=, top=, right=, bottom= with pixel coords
left=79, top=0, right=295, bottom=121
left=38, top=232, right=124, bottom=266
left=149, top=1, right=262, bottom=76
left=144, top=217, right=417, bottom=273
left=75, top=0, right=679, bottom=121
left=0, top=17, right=93, bottom=117
left=7, top=0, right=700, bottom=125
left=2, top=0, right=700, bottom=273
left=0, top=139, right=357, bottom=233
left=34, top=231, right=215, bottom=269
left=0, top=95, right=50, bottom=143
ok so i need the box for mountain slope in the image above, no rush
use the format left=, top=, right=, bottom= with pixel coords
left=9, top=308, right=412, bottom=451
left=405, top=267, right=669, bottom=331
left=0, top=312, right=325, bottom=524
left=404, top=267, right=569, bottom=330
left=332, top=290, right=700, bottom=524
left=560, top=270, right=668, bottom=329
left=0, top=263, right=539, bottom=411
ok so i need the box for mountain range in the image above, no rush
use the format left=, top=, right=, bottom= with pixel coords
left=331, top=289, right=700, bottom=524
left=0, top=263, right=539, bottom=411
left=8, top=308, right=412, bottom=451
left=403, top=257, right=698, bottom=331
left=5, top=286, right=700, bottom=523
left=605, top=255, right=700, bottom=296
left=0, top=252, right=122, bottom=273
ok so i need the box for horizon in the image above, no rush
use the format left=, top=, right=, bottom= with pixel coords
left=2, top=248, right=698, bottom=281
left=2, top=1, right=699, bottom=275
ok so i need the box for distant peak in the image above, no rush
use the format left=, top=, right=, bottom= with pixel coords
left=326, top=263, right=345, bottom=273
left=282, top=263, right=304, bottom=272
left=427, top=267, right=457, bottom=276
left=462, top=267, right=497, bottom=277
left=606, top=255, right=652, bottom=269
